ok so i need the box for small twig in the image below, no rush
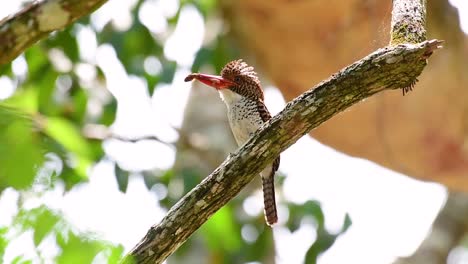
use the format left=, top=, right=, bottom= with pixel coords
left=112, top=135, right=174, bottom=146
left=82, top=124, right=175, bottom=148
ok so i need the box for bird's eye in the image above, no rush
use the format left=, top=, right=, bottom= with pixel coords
left=234, top=76, right=241, bottom=82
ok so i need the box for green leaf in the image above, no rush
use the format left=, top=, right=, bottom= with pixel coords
left=0, top=62, right=13, bottom=76
left=11, top=256, right=32, bottom=264
left=33, top=208, right=61, bottom=246
left=160, top=60, right=177, bottom=84
left=304, top=233, right=334, bottom=264
left=201, top=206, right=241, bottom=252
left=61, top=166, right=87, bottom=190
left=37, top=69, right=59, bottom=115
left=286, top=200, right=324, bottom=232
left=14, top=206, right=61, bottom=247
left=341, top=213, right=352, bottom=233
left=244, top=224, right=274, bottom=262
left=142, top=172, right=158, bottom=190
left=0, top=106, right=44, bottom=189
left=191, top=36, right=240, bottom=75
left=192, top=0, right=218, bottom=17
left=304, top=211, right=353, bottom=264
left=42, top=117, right=95, bottom=184
left=12, top=206, right=124, bottom=263
left=303, top=201, right=325, bottom=226
left=70, top=87, right=88, bottom=124
left=181, top=168, right=202, bottom=193
left=0, top=227, right=8, bottom=260
left=145, top=73, right=159, bottom=95
left=46, top=27, right=80, bottom=62
left=72, top=155, right=92, bottom=183
left=211, top=37, right=239, bottom=72
left=106, top=245, right=125, bottom=264
left=99, top=22, right=162, bottom=75
left=2, top=88, right=38, bottom=114
left=115, top=163, right=129, bottom=193
left=25, top=46, right=48, bottom=79
left=99, top=100, right=117, bottom=126
left=43, top=117, right=93, bottom=159
left=55, top=231, right=106, bottom=264
left=191, top=47, right=212, bottom=73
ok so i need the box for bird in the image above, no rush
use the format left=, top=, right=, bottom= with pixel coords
left=184, top=59, right=280, bottom=226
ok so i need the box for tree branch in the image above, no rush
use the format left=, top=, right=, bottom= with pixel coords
left=391, top=0, right=427, bottom=45
left=391, top=0, right=427, bottom=95
left=123, top=39, right=442, bottom=263
left=120, top=0, right=440, bottom=263
left=0, top=0, right=108, bottom=65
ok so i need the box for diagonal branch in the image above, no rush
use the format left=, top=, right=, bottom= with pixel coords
left=121, top=0, right=438, bottom=263
left=123, top=39, right=442, bottom=264
left=0, top=0, right=108, bottom=65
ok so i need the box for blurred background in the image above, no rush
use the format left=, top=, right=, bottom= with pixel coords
left=0, top=0, right=467, bottom=263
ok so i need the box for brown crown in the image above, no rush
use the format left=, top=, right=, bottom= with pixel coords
left=221, top=59, right=264, bottom=100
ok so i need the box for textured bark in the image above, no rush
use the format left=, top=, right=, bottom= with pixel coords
left=123, top=40, right=442, bottom=263
left=395, top=192, right=468, bottom=264
left=0, top=0, right=108, bottom=65
left=223, top=0, right=468, bottom=192
left=391, top=0, right=427, bottom=44
left=390, top=0, right=427, bottom=94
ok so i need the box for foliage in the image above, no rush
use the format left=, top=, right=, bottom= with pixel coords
left=0, top=205, right=124, bottom=263
left=0, top=0, right=351, bottom=263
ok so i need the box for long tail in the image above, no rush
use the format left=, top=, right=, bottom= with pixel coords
left=261, top=166, right=278, bottom=226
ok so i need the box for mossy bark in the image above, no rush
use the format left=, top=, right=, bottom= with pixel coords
left=0, top=0, right=108, bottom=65
left=391, top=0, right=427, bottom=44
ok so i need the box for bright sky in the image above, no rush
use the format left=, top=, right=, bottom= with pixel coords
left=1, top=1, right=468, bottom=264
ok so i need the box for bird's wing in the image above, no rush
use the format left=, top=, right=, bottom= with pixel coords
left=256, top=99, right=272, bottom=123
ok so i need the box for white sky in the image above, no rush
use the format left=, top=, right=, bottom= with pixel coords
left=1, top=1, right=468, bottom=264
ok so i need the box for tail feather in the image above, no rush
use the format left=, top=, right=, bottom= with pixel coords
left=261, top=166, right=278, bottom=226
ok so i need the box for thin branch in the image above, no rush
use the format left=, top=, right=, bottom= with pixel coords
left=391, top=0, right=427, bottom=45
left=0, top=0, right=108, bottom=65
left=391, top=0, right=428, bottom=95
left=123, top=39, right=442, bottom=264
left=82, top=123, right=175, bottom=147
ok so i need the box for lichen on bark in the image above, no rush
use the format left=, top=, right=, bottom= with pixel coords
left=391, top=0, right=427, bottom=44
left=0, top=0, right=108, bottom=65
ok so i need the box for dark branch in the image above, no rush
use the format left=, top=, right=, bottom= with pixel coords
left=0, top=0, right=108, bottom=65
left=123, top=39, right=442, bottom=264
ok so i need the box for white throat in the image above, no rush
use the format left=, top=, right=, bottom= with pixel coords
left=218, top=89, right=243, bottom=107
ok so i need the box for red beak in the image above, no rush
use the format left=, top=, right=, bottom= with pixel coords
left=184, top=73, right=235, bottom=90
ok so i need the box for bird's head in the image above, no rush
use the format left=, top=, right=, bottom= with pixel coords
left=185, top=59, right=264, bottom=101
